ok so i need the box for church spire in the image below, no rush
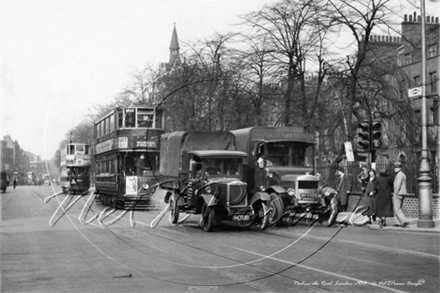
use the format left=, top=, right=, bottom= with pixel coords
left=169, top=24, right=180, bottom=67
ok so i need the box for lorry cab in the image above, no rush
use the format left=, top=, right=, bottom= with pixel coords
left=185, top=150, right=249, bottom=218
left=232, top=127, right=322, bottom=217
left=157, top=131, right=274, bottom=231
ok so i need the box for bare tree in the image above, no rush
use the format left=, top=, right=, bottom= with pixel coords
left=325, top=0, right=394, bottom=139
left=242, top=0, right=332, bottom=129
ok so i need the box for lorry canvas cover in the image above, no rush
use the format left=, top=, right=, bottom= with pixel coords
left=159, top=131, right=236, bottom=177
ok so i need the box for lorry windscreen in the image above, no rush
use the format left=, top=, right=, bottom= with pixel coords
left=266, top=142, right=313, bottom=167
left=205, top=158, right=240, bottom=176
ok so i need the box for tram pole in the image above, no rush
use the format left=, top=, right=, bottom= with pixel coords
left=417, top=0, right=434, bottom=228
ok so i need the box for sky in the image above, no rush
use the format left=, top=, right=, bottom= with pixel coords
left=1, top=0, right=439, bottom=160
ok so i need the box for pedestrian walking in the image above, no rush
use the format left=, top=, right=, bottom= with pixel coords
left=335, top=167, right=350, bottom=212
left=392, top=161, right=409, bottom=228
left=376, top=168, right=393, bottom=228
left=12, top=178, right=17, bottom=190
left=365, top=169, right=378, bottom=222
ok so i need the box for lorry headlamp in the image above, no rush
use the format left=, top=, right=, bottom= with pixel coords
left=267, top=172, right=273, bottom=178
left=287, top=188, right=295, bottom=196
left=142, top=184, right=149, bottom=190
left=260, top=185, right=266, bottom=192
left=205, top=186, right=212, bottom=194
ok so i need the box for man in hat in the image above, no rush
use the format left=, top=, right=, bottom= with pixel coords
left=392, top=161, right=409, bottom=227
left=335, top=167, right=350, bottom=212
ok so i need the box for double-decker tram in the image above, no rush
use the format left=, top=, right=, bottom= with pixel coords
left=93, top=106, right=165, bottom=209
left=60, top=143, right=92, bottom=195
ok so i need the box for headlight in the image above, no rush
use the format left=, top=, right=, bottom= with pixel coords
left=260, top=185, right=266, bottom=192
left=287, top=188, right=295, bottom=196
left=205, top=186, right=212, bottom=193
left=267, top=172, right=273, bottom=178
left=142, top=184, right=149, bottom=190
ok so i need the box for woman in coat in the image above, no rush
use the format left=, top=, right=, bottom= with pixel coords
left=365, top=169, right=378, bottom=222
left=375, top=168, right=394, bottom=228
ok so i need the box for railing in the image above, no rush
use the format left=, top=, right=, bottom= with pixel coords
left=316, top=162, right=439, bottom=195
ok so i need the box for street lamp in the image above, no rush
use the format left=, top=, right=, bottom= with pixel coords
left=417, top=0, right=434, bottom=228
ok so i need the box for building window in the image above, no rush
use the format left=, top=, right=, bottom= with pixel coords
left=404, top=52, right=412, bottom=65
left=414, top=75, right=421, bottom=86
left=397, top=53, right=403, bottom=66
left=429, top=72, right=437, bottom=94
left=428, top=44, right=437, bottom=58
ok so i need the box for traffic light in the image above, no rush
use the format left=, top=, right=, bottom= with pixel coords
left=372, top=121, right=382, bottom=150
left=357, top=122, right=371, bottom=152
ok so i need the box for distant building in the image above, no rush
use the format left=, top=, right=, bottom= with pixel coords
left=398, top=12, right=439, bottom=133
left=25, top=151, right=45, bottom=181
left=159, top=24, right=181, bottom=73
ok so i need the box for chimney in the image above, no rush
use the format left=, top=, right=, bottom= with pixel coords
left=404, top=14, right=408, bottom=22
left=409, top=15, right=412, bottom=22
left=413, top=11, right=417, bottom=22
left=436, top=17, right=439, bottom=24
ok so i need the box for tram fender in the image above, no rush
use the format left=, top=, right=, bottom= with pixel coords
left=249, top=192, right=271, bottom=205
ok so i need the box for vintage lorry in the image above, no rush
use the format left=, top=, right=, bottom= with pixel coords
left=152, top=131, right=274, bottom=231
left=231, top=126, right=322, bottom=225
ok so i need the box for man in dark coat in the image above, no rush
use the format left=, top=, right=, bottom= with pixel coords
left=376, top=168, right=393, bottom=228
left=335, top=167, right=350, bottom=212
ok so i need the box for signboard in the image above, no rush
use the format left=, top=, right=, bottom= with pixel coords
left=265, top=128, right=315, bottom=143
left=132, top=136, right=159, bottom=148
left=96, top=139, right=114, bottom=154
left=344, top=142, right=355, bottom=162
left=116, top=137, right=128, bottom=148
left=126, top=176, right=138, bottom=195
left=408, top=87, right=422, bottom=98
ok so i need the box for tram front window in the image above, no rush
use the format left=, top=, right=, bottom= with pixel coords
left=121, top=152, right=159, bottom=176
left=125, top=109, right=135, bottom=128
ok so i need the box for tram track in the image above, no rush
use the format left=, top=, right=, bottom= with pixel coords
left=33, top=191, right=335, bottom=292
left=33, top=189, right=437, bottom=292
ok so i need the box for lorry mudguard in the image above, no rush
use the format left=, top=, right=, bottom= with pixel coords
left=153, top=188, right=172, bottom=203
left=249, top=191, right=271, bottom=205
left=267, top=185, right=286, bottom=194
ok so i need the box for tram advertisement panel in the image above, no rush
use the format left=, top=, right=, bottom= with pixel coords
left=125, top=176, right=156, bottom=195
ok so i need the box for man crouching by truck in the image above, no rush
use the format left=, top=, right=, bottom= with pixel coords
left=320, top=186, right=339, bottom=227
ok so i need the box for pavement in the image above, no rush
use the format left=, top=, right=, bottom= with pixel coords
left=367, top=217, right=440, bottom=233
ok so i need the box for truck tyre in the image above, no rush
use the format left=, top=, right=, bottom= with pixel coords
left=169, top=195, right=180, bottom=224
left=200, top=202, right=215, bottom=232
left=259, top=201, right=276, bottom=230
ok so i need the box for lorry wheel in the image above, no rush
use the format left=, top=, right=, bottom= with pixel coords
left=200, top=202, right=215, bottom=232
left=169, top=195, right=180, bottom=224
left=259, top=201, right=276, bottom=230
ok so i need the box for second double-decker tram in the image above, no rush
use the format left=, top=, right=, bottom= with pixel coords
left=93, top=106, right=165, bottom=209
left=60, top=143, right=92, bottom=195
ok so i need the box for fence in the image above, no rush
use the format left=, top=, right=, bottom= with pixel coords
left=316, top=162, right=439, bottom=195
left=317, top=162, right=439, bottom=219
